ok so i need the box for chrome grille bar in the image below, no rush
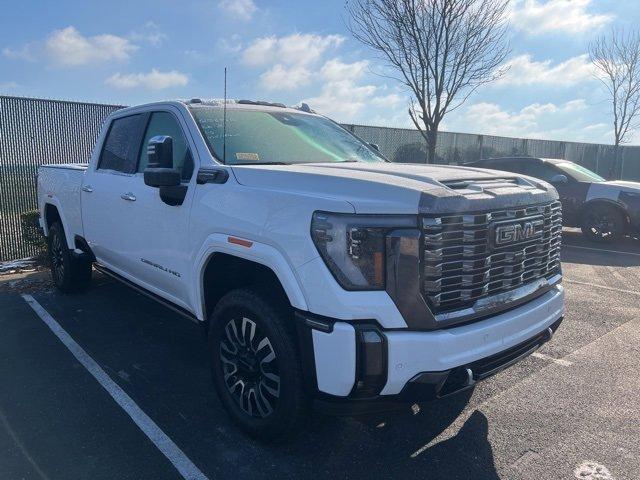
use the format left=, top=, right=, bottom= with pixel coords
left=421, top=201, right=562, bottom=313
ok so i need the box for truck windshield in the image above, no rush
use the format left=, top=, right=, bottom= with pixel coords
left=190, top=107, right=386, bottom=165
left=555, top=162, right=605, bottom=182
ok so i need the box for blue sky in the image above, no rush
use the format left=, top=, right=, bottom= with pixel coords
left=1, top=0, right=640, bottom=144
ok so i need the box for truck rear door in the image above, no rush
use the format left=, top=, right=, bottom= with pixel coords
left=82, top=113, right=147, bottom=273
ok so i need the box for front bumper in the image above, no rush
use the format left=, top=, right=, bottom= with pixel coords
left=296, top=284, right=565, bottom=415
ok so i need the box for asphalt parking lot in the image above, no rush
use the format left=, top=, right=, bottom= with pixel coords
left=1, top=229, right=639, bottom=480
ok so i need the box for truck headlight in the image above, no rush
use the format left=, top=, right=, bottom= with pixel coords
left=311, top=212, right=416, bottom=291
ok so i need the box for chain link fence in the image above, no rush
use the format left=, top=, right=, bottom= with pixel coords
left=0, top=96, right=123, bottom=260
left=344, top=124, right=640, bottom=181
left=2, top=95, right=640, bottom=261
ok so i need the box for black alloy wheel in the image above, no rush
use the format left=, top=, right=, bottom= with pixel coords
left=209, top=287, right=308, bottom=440
left=50, top=226, right=66, bottom=285
left=47, top=222, right=92, bottom=292
left=581, top=205, right=625, bottom=242
left=219, top=316, right=281, bottom=418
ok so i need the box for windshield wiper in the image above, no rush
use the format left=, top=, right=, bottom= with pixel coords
left=233, top=161, right=289, bottom=165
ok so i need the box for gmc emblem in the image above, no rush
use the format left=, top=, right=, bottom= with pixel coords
left=494, top=219, right=544, bottom=246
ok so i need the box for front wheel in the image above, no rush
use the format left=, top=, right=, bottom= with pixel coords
left=208, top=288, right=309, bottom=441
left=48, top=222, right=92, bottom=292
left=581, top=205, right=626, bottom=243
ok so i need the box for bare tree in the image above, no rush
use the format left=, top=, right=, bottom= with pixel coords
left=589, top=29, right=640, bottom=149
left=347, top=0, right=510, bottom=163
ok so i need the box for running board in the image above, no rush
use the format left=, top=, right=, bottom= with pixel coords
left=94, top=264, right=200, bottom=325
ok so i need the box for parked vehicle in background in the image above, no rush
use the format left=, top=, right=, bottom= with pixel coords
left=38, top=100, right=565, bottom=440
left=466, top=157, right=640, bottom=242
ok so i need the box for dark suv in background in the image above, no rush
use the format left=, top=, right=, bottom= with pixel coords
left=466, top=157, right=640, bottom=242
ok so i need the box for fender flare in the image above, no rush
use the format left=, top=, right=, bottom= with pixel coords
left=189, top=233, right=309, bottom=321
left=41, top=199, right=75, bottom=249
left=580, top=198, right=630, bottom=223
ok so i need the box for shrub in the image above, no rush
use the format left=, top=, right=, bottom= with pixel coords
left=20, top=210, right=47, bottom=257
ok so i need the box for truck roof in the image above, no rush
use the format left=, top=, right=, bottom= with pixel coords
left=184, top=98, right=316, bottom=114
left=467, top=157, right=575, bottom=167
left=111, top=99, right=316, bottom=117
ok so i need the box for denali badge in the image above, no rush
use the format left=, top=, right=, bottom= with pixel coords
left=494, top=218, right=544, bottom=246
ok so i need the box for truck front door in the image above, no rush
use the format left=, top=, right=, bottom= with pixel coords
left=120, top=109, right=196, bottom=310
left=83, top=108, right=196, bottom=311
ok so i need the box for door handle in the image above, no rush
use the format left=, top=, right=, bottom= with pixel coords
left=120, top=192, right=136, bottom=202
left=82, top=185, right=93, bottom=193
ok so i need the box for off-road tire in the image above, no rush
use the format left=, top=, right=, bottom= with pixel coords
left=47, top=222, right=92, bottom=293
left=208, top=287, right=309, bottom=441
left=581, top=205, right=626, bottom=243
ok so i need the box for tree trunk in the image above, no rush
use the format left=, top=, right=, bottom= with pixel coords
left=426, top=129, right=438, bottom=164
left=607, top=139, right=620, bottom=179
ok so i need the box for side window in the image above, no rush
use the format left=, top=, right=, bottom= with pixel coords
left=99, top=114, right=144, bottom=173
left=506, top=161, right=531, bottom=175
left=477, top=161, right=499, bottom=169
left=521, top=162, right=559, bottom=182
left=486, top=160, right=522, bottom=174
left=138, top=112, right=194, bottom=181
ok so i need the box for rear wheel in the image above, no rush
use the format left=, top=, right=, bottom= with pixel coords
left=208, top=288, right=309, bottom=440
left=48, top=222, right=92, bottom=292
left=581, top=205, right=626, bottom=242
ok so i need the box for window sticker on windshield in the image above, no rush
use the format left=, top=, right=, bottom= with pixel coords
left=235, top=152, right=260, bottom=161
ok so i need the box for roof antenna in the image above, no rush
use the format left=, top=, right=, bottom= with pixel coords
left=223, top=66, right=227, bottom=164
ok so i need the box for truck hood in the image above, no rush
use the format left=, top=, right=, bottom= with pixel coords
left=600, top=180, right=640, bottom=193
left=231, top=162, right=558, bottom=214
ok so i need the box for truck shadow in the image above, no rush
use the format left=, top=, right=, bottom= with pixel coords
left=273, top=393, right=499, bottom=479
left=561, top=230, right=640, bottom=267
left=31, top=282, right=500, bottom=480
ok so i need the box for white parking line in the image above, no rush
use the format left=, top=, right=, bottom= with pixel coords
left=531, top=351, right=573, bottom=366
left=564, top=279, right=640, bottom=297
left=21, top=294, right=209, bottom=480
left=563, top=244, right=640, bottom=257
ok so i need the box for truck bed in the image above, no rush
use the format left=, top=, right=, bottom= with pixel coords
left=40, top=163, right=88, bottom=171
left=38, top=163, right=87, bottom=248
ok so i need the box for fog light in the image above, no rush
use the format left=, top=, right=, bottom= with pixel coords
left=352, top=327, right=387, bottom=397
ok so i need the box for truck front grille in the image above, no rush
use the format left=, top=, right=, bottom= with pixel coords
left=421, top=201, right=562, bottom=314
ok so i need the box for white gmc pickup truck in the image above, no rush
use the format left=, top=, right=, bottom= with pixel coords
left=38, top=99, right=565, bottom=439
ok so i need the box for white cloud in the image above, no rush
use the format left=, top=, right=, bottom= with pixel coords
left=260, top=65, right=311, bottom=90
left=304, top=79, right=377, bottom=118
left=219, top=0, right=257, bottom=20
left=303, top=59, right=404, bottom=120
left=216, top=34, right=243, bottom=54
left=510, top=0, right=613, bottom=35
left=105, top=69, right=188, bottom=90
left=371, top=93, right=403, bottom=108
left=129, top=21, right=166, bottom=46
left=461, top=102, right=542, bottom=136
left=45, top=26, right=137, bottom=66
left=445, top=99, right=598, bottom=141
left=562, top=98, right=587, bottom=112
left=242, top=33, right=344, bottom=67
left=2, top=44, right=36, bottom=61
left=320, top=59, right=368, bottom=81
left=497, top=54, right=594, bottom=86
left=260, top=58, right=376, bottom=92
left=242, top=37, right=276, bottom=66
